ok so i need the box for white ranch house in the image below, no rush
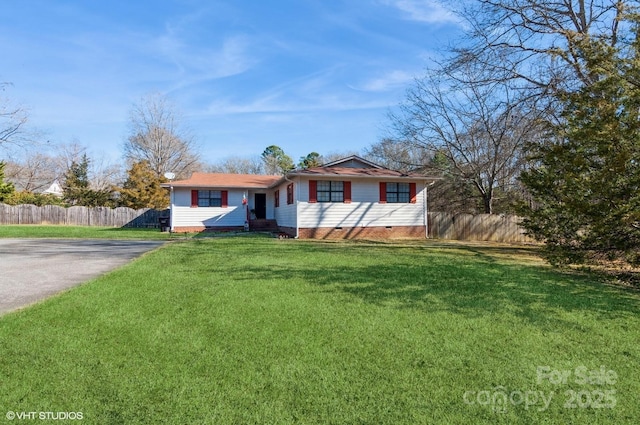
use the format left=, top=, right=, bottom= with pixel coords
left=162, top=156, right=438, bottom=239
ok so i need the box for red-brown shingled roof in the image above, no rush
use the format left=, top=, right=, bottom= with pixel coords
left=164, top=173, right=283, bottom=188
left=288, top=166, right=428, bottom=178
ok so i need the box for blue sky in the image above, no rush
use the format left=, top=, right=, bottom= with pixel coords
left=1, top=0, right=462, bottom=165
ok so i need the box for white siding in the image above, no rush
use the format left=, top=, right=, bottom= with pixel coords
left=297, top=178, right=426, bottom=228
left=170, top=177, right=427, bottom=231
left=265, top=192, right=275, bottom=220
left=171, top=188, right=247, bottom=228
left=273, top=181, right=297, bottom=228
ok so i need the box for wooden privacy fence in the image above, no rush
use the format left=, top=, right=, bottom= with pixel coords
left=0, top=203, right=166, bottom=228
left=428, top=212, right=534, bottom=243
left=1, top=204, right=533, bottom=242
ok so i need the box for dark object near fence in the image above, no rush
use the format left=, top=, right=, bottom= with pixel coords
left=158, top=217, right=170, bottom=232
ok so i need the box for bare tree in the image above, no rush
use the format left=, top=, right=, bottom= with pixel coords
left=0, top=83, right=29, bottom=149
left=3, top=141, right=80, bottom=193
left=125, top=93, right=201, bottom=179
left=91, top=160, right=122, bottom=192
left=451, top=0, right=626, bottom=96
left=375, top=1, right=630, bottom=216
left=364, top=139, right=429, bottom=172
left=52, top=141, right=87, bottom=177
left=206, top=155, right=265, bottom=174
left=6, top=140, right=122, bottom=195
left=389, top=66, right=547, bottom=214
left=55, top=142, right=122, bottom=191
left=4, top=153, right=58, bottom=192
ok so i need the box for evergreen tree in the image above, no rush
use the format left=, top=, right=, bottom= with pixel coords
left=0, top=161, right=15, bottom=201
left=118, top=160, right=168, bottom=209
left=3, top=191, right=66, bottom=207
left=261, top=145, right=294, bottom=175
left=520, top=19, right=640, bottom=265
left=63, top=154, right=90, bottom=205
left=62, top=154, right=114, bottom=207
left=298, top=152, right=322, bottom=169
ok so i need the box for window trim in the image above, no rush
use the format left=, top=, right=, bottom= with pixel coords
left=386, top=182, right=411, bottom=204
left=316, top=180, right=344, bottom=203
left=199, top=190, right=223, bottom=207
left=190, top=189, right=228, bottom=208
left=309, top=180, right=351, bottom=203
left=380, top=182, right=417, bottom=204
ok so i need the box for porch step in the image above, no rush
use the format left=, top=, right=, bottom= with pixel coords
left=249, top=219, right=279, bottom=232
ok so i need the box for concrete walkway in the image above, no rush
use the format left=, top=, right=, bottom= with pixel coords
left=0, top=239, right=165, bottom=315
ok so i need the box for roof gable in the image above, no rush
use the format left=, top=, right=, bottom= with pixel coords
left=289, top=155, right=435, bottom=180
left=43, top=180, right=63, bottom=197
left=320, top=155, right=384, bottom=169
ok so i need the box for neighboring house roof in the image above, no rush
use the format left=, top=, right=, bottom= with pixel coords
left=163, top=156, right=439, bottom=189
left=42, top=180, right=64, bottom=197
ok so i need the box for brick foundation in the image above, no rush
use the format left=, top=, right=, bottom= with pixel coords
left=297, top=226, right=426, bottom=240
left=171, top=225, right=426, bottom=239
left=276, top=226, right=296, bottom=237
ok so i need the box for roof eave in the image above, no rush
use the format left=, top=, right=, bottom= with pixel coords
left=161, top=183, right=275, bottom=189
left=285, top=172, right=441, bottom=181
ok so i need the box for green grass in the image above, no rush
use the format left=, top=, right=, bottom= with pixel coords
left=0, top=225, right=176, bottom=240
left=0, top=237, right=638, bottom=424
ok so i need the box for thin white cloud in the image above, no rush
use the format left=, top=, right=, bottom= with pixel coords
left=154, top=32, right=256, bottom=83
left=205, top=92, right=389, bottom=116
left=351, top=70, right=415, bottom=92
left=148, top=7, right=259, bottom=93
left=382, top=0, right=460, bottom=25
left=200, top=66, right=395, bottom=116
left=205, top=91, right=390, bottom=117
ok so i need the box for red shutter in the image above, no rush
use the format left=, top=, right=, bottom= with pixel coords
left=221, top=190, right=228, bottom=208
left=287, top=183, right=294, bottom=204
left=191, top=190, right=198, bottom=207
left=343, top=181, right=351, bottom=203
left=379, top=182, right=387, bottom=203
left=409, top=183, right=417, bottom=204
left=309, top=180, right=317, bottom=203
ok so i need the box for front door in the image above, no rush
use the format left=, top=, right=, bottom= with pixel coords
left=254, top=193, right=267, bottom=219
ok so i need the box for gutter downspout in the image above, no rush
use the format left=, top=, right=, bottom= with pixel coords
left=283, top=173, right=299, bottom=238
left=169, top=186, right=175, bottom=233
left=425, top=181, right=436, bottom=239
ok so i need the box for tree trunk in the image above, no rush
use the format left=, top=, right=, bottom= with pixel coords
left=483, top=194, right=493, bottom=214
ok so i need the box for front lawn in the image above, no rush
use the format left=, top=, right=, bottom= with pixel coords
left=0, top=225, right=175, bottom=240
left=0, top=237, right=638, bottom=424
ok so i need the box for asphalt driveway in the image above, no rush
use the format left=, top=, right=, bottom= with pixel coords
left=0, top=239, right=165, bottom=315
